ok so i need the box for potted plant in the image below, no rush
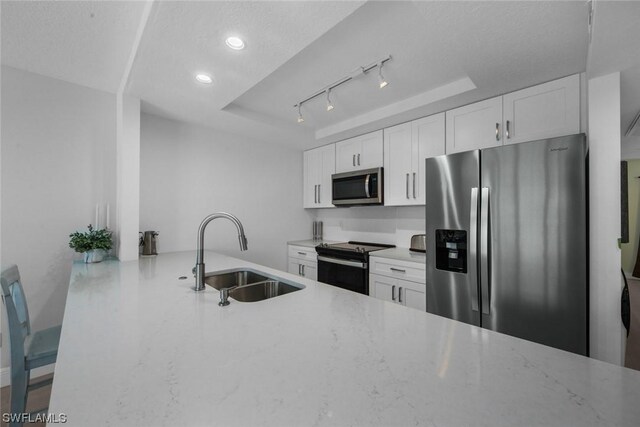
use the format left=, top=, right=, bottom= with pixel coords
left=69, top=224, right=113, bottom=263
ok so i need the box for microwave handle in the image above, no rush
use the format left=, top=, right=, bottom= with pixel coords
left=364, top=174, right=370, bottom=198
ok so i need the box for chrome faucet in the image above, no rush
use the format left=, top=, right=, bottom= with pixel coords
left=194, top=212, right=248, bottom=291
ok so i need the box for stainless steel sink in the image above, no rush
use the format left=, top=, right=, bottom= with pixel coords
left=204, top=270, right=269, bottom=290
left=229, top=280, right=301, bottom=302
left=203, top=268, right=304, bottom=303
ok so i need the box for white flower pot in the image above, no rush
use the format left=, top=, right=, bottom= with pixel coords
left=83, top=249, right=106, bottom=263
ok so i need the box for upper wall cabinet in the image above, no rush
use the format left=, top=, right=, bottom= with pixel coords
left=335, top=130, right=383, bottom=173
left=446, top=74, right=580, bottom=154
left=445, top=97, right=503, bottom=154
left=384, top=113, right=445, bottom=206
left=502, top=74, right=580, bottom=145
left=303, top=144, right=335, bottom=209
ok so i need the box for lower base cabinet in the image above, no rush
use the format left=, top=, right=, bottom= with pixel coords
left=287, top=244, right=317, bottom=281
left=287, top=259, right=317, bottom=281
left=370, top=273, right=425, bottom=311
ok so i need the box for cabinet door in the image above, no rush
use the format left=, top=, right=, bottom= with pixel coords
left=503, top=74, right=580, bottom=145
left=446, top=97, right=503, bottom=154
left=317, top=144, right=335, bottom=208
left=383, top=123, right=413, bottom=206
left=398, top=280, right=426, bottom=311
left=413, top=113, right=445, bottom=204
left=335, top=137, right=361, bottom=173
left=300, top=260, right=317, bottom=281
left=335, top=131, right=383, bottom=173
left=303, top=149, right=319, bottom=208
left=288, top=260, right=302, bottom=276
left=370, top=273, right=398, bottom=303
left=358, top=130, right=384, bottom=170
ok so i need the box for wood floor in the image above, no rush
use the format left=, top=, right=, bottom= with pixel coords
left=0, top=374, right=52, bottom=427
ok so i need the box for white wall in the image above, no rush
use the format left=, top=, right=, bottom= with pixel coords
left=314, top=206, right=424, bottom=247
left=588, top=71, right=624, bottom=365
left=0, top=66, right=117, bottom=368
left=139, top=113, right=312, bottom=271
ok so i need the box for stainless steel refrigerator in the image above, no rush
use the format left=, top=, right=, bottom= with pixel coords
left=425, top=134, right=588, bottom=355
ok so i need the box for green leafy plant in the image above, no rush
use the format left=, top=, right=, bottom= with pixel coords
left=69, top=225, right=112, bottom=253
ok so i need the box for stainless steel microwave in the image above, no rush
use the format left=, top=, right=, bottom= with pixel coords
left=332, top=167, right=383, bottom=206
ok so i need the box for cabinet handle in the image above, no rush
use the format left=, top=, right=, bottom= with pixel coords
left=506, top=120, right=510, bottom=139
left=399, top=287, right=403, bottom=303
left=314, top=185, right=318, bottom=204
left=302, top=264, right=305, bottom=276
left=297, top=252, right=306, bottom=255
left=406, top=173, right=410, bottom=199
left=412, top=172, right=416, bottom=199
left=357, top=153, right=360, bottom=166
left=318, top=184, right=321, bottom=203
left=298, top=264, right=302, bottom=275
left=496, top=123, right=500, bottom=141
left=392, top=285, right=396, bottom=301
left=353, top=154, right=356, bottom=166
left=390, top=267, right=406, bottom=273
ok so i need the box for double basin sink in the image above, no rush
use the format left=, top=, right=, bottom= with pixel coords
left=204, top=268, right=304, bottom=303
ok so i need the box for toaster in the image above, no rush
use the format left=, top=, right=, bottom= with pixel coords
left=410, top=234, right=426, bottom=253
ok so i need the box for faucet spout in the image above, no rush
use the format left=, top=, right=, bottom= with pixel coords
left=194, top=212, right=248, bottom=291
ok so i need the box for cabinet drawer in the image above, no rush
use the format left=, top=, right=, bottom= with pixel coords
left=370, top=257, right=425, bottom=284
left=288, top=245, right=317, bottom=262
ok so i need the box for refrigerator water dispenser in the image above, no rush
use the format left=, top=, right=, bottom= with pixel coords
left=435, top=230, right=467, bottom=273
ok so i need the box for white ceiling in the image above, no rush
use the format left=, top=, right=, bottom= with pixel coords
left=2, top=1, right=640, bottom=151
left=1, top=0, right=146, bottom=93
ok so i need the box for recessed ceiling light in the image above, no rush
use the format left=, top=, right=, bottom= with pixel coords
left=225, top=36, right=245, bottom=50
left=195, top=73, right=212, bottom=84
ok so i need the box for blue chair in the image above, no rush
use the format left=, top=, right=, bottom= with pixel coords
left=1, top=264, right=61, bottom=426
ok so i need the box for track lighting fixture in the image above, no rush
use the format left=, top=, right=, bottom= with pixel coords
left=293, top=55, right=391, bottom=123
left=378, top=62, right=388, bottom=89
left=297, top=104, right=304, bottom=123
left=326, top=89, right=334, bottom=111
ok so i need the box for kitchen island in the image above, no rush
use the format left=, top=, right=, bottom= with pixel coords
left=49, top=251, right=640, bottom=426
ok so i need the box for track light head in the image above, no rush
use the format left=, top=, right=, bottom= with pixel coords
left=326, top=89, right=334, bottom=111
left=378, top=62, right=388, bottom=89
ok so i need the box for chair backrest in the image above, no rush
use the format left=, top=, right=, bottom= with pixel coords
left=1, top=265, right=31, bottom=355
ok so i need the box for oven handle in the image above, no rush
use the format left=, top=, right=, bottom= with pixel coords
left=317, top=256, right=367, bottom=269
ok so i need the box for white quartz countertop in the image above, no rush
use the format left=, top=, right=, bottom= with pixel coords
left=371, top=247, right=427, bottom=264
left=49, top=251, right=640, bottom=426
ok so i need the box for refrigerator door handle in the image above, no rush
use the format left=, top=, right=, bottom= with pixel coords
left=480, top=187, right=491, bottom=315
left=469, top=187, right=479, bottom=312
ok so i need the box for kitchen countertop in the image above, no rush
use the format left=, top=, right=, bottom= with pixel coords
left=371, top=247, right=426, bottom=264
left=49, top=251, right=640, bottom=426
left=287, top=238, right=341, bottom=248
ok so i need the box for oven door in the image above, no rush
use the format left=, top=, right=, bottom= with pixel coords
left=317, top=255, right=368, bottom=295
left=332, top=167, right=383, bottom=206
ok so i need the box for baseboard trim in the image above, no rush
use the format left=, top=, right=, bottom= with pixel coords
left=0, top=364, right=55, bottom=387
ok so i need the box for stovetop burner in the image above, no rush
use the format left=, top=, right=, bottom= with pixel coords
left=316, top=241, right=395, bottom=260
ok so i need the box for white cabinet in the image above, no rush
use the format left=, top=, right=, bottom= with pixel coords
left=335, top=130, right=383, bottom=173
left=384, top=113, right=445, bottom=206
left=370, top=273, right=426, bottom=311
left=446, top=96, right=503, bottom=154
left=369, top=255, right=426, bottom=311
left=502, top=74, right=580, bottom=145
left=287, top=245, right=317, bottom=280
left=303, top=144, right=335, bottom=208
left=445, top=75, right=580, bottom=154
